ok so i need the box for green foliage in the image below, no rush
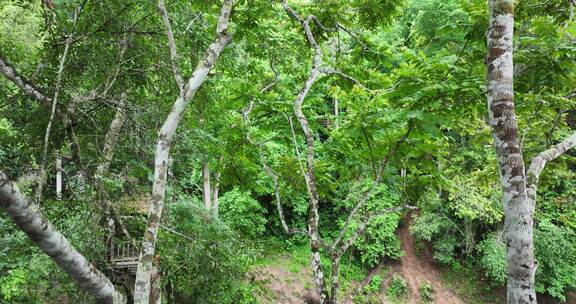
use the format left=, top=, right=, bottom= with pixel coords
left=534, top=220, right=576, bottom=301
left=337, top=179, right=404, bottom=266
left=411, top=203, right=462, bottom=266
left=365, top=274, right=383, bottom=293
left=387, top=274, right=408, bottom=298
left=0, top=1, right=45, bottom=60
left=0, top=267, right=26, bottom=301
left=419, top=282, right=434, bottom=302
left=476, top=232, right=507, bottom=286
left=159, top=199, right=262, bottom=303
left=219, top=188, right=268, bottom=238
left=0, top=0, right=575, bottom=301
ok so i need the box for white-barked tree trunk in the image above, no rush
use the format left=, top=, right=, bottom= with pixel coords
left=486, top=1, right=536, bottom=302
left=133, top=1, right=234, bottom=302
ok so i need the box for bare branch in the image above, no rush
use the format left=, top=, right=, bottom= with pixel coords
left=321, top=67, right=397, bottom=94
left=242, top=56, right=279, bottom=119
left=334, top=205, right=417, bottom=258
left=528, top=132, right=576, bottom=188
left=331, top=126, right=412, bottom=252
left=36, top=8, right=79, bottom=204
left=158, top=0, right=184, bottom=90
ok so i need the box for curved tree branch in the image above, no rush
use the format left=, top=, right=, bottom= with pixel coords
left=0, top=55, right=53, bottom=106
left=527, top=132, right=576, bottom=208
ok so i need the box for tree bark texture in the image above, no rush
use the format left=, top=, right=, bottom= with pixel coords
left=56, top=151, right=62, bottom=199
left=133, top=1, right=233, bottom=302
left=486, top=1, right=536, bottom=302
left=0, top=171, right=125, bottom=304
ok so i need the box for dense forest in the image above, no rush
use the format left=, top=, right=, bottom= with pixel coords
left=0, top=0, right=575, bottom=303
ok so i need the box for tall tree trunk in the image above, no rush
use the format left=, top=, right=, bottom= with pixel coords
left=133, top=1, right=233, bottom=302
left=281, top=2, right=329, bottom=301
left=293, top=68, right=329, bottom=303
left=202, top=162, right=211, bottom=209
left=0, top=171, right=125, bottom=304
left=93, top=97, right=133, bottom=251
left=486, top=1, right=536, bottom=302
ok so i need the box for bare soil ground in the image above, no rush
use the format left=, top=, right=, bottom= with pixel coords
left=254, top=212, right=575, bottom=303
left=254, top=255, right=315, bottom=304
left=386, top=212, right=464, bottom=304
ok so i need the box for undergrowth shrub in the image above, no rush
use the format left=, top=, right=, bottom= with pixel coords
left=419, top=282, right=434, bottom=302
left=477, top=221, right=576, bottom=301
left=476, top=232, right=507, bottom=286
left=387, top=274, right=408, bottom=298
left=534, top=219, right=576, bottom=301
left=219, top=187, right=267, bottom=238
left=159, top=199, right=262, bottom=303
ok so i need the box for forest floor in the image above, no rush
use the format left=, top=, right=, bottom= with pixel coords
left=253, top=253, right=315, bottom=303
left=383, top=212, right=465, bottom=304
left=253, top=213, right=575, bottom=303
left=253, top=212, right=465, bottom=304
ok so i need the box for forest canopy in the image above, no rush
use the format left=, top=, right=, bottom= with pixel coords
left=0, top=0, right=574, bottom=303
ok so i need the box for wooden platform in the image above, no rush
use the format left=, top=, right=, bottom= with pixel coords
left=111, top=241, right=139, bottom=270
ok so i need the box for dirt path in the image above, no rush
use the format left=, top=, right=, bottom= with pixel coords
left=389, top=212, right=464, bottom=304
left=255, top=212, right=465, bottom=304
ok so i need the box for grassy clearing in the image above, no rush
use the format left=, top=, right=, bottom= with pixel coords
left=441, top=263, right=505, bottom=304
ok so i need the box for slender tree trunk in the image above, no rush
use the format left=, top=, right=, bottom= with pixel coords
left=56, top=150, right=62, bottom=199
left=202, top=162, right=211, bottom=209
left=36, top=16, right=76, bottom=204
left=263, top=161, right=291, bottom=234
left=486, top=1, right=536, bottom=302
left=93, top=97, right=133, bottom=251
left=334, top=97, right=339, bottom=130
left=150, top=265, right=162, bottom=304
left=0, top=171, right=125, bottom=304
left=292, top=62, right=328, bottom=303
left=280, top=4, right=329, bottom=299
left=330, top=257, right=340, bottom=304
left=570, top=0, right=574, bottom=22
left=212, top=170, right=221, bottom=217
left=133, top=1, right=233, bottom=302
